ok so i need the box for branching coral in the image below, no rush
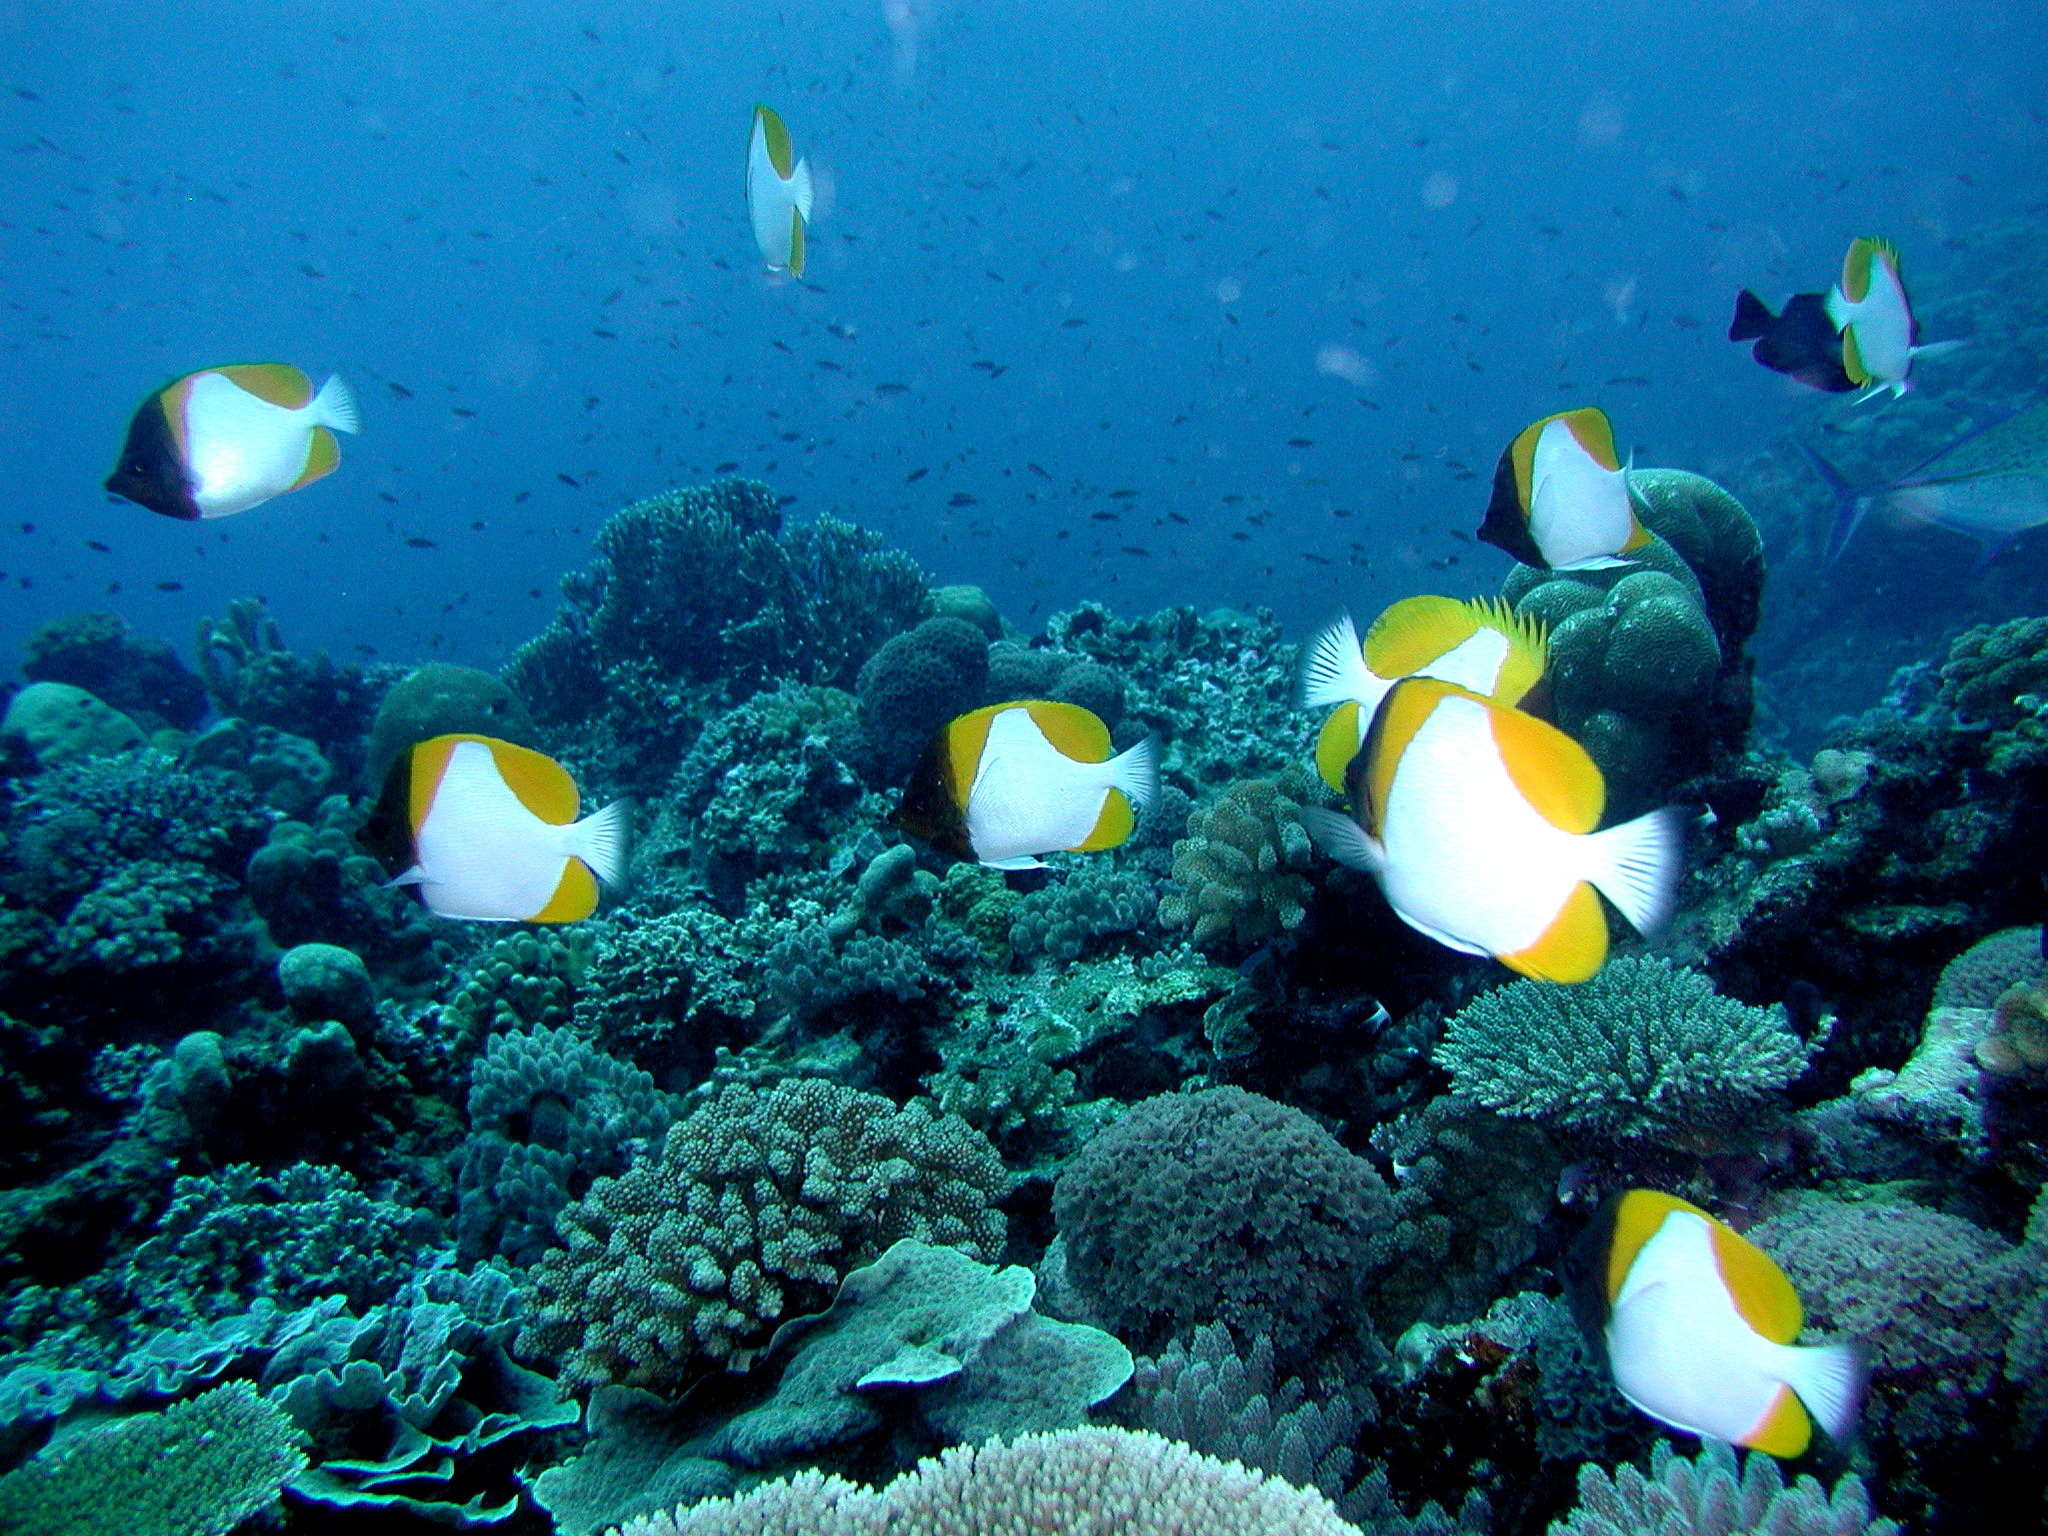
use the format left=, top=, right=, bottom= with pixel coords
left=1160, top=765, right=1319, bottom=951
left=517, top=1079, right=1008, bottom=1393
left=194, top=597, right=388, bottom=769
left=1435, top=958, right=1814, bottom=1151
left=1552, top=1439, right=1898, bottom=1536
left=1939, top=613, right=2048, bottom=728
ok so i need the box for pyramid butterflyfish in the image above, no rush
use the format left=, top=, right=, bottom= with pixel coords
left=1825, top=236, right=1955, bottom=400
left=1297, top=595, right=1548, bottom=793
left=1566, top=1189, right=1866, bottom=1458
left=363, top=734, right=629, bottom=922
left=746, top=103, right=814, bottom=278
left=896, top=700, right=1159, bottom=870
left=106, top=364, right=359, bottom=520
left=1478, top=407, right=1651, bottom=571
left=1728, top=290, right=1857, bottom=393
left=1299, top=678, right=1682, bottom=983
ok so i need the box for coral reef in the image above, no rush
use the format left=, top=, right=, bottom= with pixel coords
left=1160, top=765, right=1320, bottom=952
left=1552, top=1440, right=1899, bottom=1536
left=614, top=1427, right=1372, bottom=1536
left=855, top=615, right=989, bottom=785
left=1049, top=1087, right=1396, bottom=1371
left=518, top=1079, right=1008, bottom=1393
left=1502, top=469, right=1762, bottom=810
left=1434, top=959, right=1815, bottom=1153
left=20, top=610, right=207, bottom=733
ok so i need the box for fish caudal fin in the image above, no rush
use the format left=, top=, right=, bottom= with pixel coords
left=1799, top=444, right=1868, bottom=568
left=312, top=374, right=360, bottom=434
left=567, top=799, right=632, bottom=888
left=1107, top=733, right=1160, bottom=812
left=1779, top=1339, right=1867, bottom=1447
left=1729, top=289, right=1774, bottom=342
left=1297, top=612, right=1373, bottom=710
left=1300, top=805, right=1381, bottom=875
left=788, top=157, right=815, bottom=221
left=1584, top=804, right=1684, bottom=937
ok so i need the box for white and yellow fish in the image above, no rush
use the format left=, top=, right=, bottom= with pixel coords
left=365, top=734, right=629, bottom=923
left=1297, top=595, right=1548, bottom=792
left=896, top=700, right=1158, bottom=870
left=746, top=103, right=814, bottom=278
left=105, top=363, right=359, bottom=520
left=1299, top=678, right=1680, bottom=983
left=1567, top=1189, right=1865, bottom=1457
left=1825, top=236, right=1942, bottom=400
left=1477, top=406, right=1650, bottom=571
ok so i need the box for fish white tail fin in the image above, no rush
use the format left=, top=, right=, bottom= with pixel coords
left=1300, top=805, right=1383, bottom=876
left=1782, top=1339, right=1866, bottom=1445
left=1585, top=804, right=1685, bottom=936
left=1296, top=612, right=1374, bottom=710
left=569, top=799, right=632, bottom=887
left=1108, top=733, right=1160, bottom=812
left=313, top=374, right=360, bottom=434
left=788, top=157, right=815, bottom=221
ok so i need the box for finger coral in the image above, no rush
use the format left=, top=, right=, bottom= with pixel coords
left=1160, top=766, right=1319, bottom=952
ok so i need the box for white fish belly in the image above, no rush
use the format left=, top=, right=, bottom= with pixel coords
left=747, top=136, right=797, bottom=268
left=1853, top=265, right=1913, bottom=383
left=965, top=715, right=1112, bottom=864
left=181, top=372, right=313, bottom=517
left=1530, top=430, right=1631, bottom=567
left=1375, top=704, right=1584, bottom=956
left=415, top=745, right=572, bottom=920
left=1606, top=1213, right=1784, bottom=1442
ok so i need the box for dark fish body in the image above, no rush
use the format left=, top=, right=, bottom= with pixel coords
left=1729, top=290, right=1855, bottom=393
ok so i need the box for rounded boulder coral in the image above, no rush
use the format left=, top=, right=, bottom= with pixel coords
left=1050, top=1086, right=1394, bottom=1371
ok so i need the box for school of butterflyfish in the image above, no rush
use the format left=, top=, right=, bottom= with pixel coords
left=94, top=103, right=1948, bottom=1460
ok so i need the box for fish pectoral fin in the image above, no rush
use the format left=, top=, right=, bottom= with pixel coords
left=981, top=855, right=1046, bottom=871
left=385, top=865, right=427, bottom=889
left=1299, top=806, right=1380, bottom=874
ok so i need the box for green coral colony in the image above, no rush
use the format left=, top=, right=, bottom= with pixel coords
left=4, top=459, right=2047, bottom=1536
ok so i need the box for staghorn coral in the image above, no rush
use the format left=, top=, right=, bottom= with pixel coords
left=0, top=1379, right=305, bottom=1536
left=517, top=1078, right=1008, bottom=1393
left=1551, top=1438, right=1898, bottom=1536
left=614, top=1426, right=1371, bottom=1536
left=1160, top=765, right=1319, bottom=952
left=1435, top=959, right=1814, bottom=1152
left=1050, top=1086, right=1394, bottom=1372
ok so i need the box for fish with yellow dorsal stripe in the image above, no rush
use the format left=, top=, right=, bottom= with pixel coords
left=362, top=734, right=629, bottom=922
left=896, top=700, right=1159, bottom=870
left=106, top=364, right=359, bottom=520
left=1298, top=678, right=1681, bottom=982
left=1297, top=595, right=1548, bottom=793
left=1478, top=406, right=1650, bottom=571
left=1565, top=1190, right=1865, bottom=1457
left=1825, top=236, right=1954, bottom=400
left=746, top=103, right=814, bottom=278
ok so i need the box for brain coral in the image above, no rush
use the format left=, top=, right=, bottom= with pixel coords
left=614, top=1426, right=1368, bottom=1536
left=518, top=1078, right=1008, bottom=1393
left=1501, top=469, right=1762, bottom=809
left=1435, top=957, right=1814, bottom=1151
left=1051, top=1086, right=1394, bottom=1371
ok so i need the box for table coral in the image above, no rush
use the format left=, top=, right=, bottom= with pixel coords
left=1435, top=958, right=1814, bottom=1151
left=517, top=1078, right=1007, bottom=1394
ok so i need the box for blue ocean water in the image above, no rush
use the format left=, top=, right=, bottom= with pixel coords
left=4, top=0, right=2037, bottom=670
left=5, top=3, right=2048, bottom=1533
